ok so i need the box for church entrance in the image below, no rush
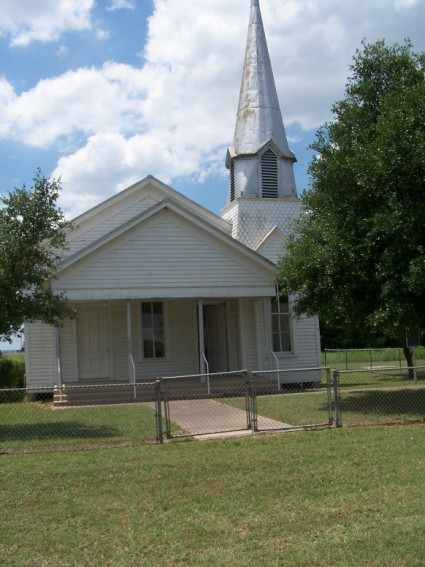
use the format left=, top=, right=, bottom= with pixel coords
left=203, top=303, right=229, bottom=373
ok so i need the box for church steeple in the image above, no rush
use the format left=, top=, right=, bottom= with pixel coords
left=226, top=0, right=297, bottom=203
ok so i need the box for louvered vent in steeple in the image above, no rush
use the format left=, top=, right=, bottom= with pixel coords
left=230, top=159, right=235, bottom=202
left=261, top=149, right=278, bottom=198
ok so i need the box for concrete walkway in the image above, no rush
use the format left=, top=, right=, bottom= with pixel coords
left=165, top=399, right=291, bottom=439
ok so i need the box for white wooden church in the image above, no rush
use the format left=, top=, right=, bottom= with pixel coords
left=25, top=0, right=321, bottom=389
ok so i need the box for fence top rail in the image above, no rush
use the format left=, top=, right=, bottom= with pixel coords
left=161, top=369, right=248, bottom=381
left=0, top=387, right=54, bottom=394
left=325, top=347, right=405, bottom=352
left=60, top=382, right=158, bottom=390
left=337, top=365, right=425, bottom=374
left=252, top=366, right=327, bottom=375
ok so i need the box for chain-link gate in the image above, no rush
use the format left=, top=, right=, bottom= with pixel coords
left=156, top=371, right=251, bottom=441
left=155, top=367, right=334, bottom=442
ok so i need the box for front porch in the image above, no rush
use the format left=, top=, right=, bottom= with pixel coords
left=57, top=297, right=270, bottom=388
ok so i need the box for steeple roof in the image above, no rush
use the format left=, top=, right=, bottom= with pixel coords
left=233, top=0, right=292, bottom=157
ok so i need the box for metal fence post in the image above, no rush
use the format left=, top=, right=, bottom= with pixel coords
left=245, top=373, right=252, bottom=430
left=333, top=369, right=342, bottom=428
left=162, top=379, right=172, bottom=439
left=248, top=372, right=258, bottom=433
left=326, top=367, right=333, bottom=425
left=155, top=379, right=163, bottom=444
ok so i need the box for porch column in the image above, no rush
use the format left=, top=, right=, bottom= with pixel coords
left=126, top=300, right=136, bottom=385
left=55, top=326, right=62, bottom=390
left=198, top=299, right=206, bottom=374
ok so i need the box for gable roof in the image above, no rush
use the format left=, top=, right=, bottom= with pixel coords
left=54, top=201, right=277, bottom=300
left=59, top=197, right=275, bottom=274
left=67, top=175, right=231, bottom=240
left=255, top=226, right=288, bottom=264
left=64, top=175, right=233, bottom=259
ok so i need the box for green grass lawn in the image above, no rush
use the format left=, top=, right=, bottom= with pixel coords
left=223, top=389, right=332, bottom=427
left=0, top=400, right=158, bottom=451
left=1, top=425, right=424, bottom=566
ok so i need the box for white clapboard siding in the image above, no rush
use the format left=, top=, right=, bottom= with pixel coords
left=135, top=300, right=199, bottom=378
left=273, top=316, right=321, bottom=371
left=68, top=196, right=160, bottom=256
left=257, top=230, right=287, bottom=264
left=293, top=316, right=321, bottom=367
left=254, top=300, right=269, bottom=371
left=25, top=323, right=57, bottom=388
left=56, top=210, right=273, bottom=295
left=110, top=300, right=199, bottom=380
left=110, top=301, right=129, bottom=380
left=226, top=300, right=241, bottom=370
left=68, top=300, right=200, bottom=381
left=240, top=299, right=258, bottom=370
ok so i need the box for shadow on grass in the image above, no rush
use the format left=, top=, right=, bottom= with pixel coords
left=0, top=421, right=121, bottom=442
left=340, top=388, right=425, bottom=417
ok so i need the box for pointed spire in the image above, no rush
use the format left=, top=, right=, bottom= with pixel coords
left=233, top=0, right=291, bottom=156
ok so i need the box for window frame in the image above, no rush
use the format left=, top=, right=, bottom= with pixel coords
left=270, top=293, right=292, bottom=354
left=140, top=301, right=167, bottom=360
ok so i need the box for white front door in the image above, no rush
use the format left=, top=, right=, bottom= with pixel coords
left=77, top=305, right=110, bottom=380
left=204, top=304, right=229, bottom=373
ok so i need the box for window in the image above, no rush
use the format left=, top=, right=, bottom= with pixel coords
left=141, top=302, right=165, bottom=359
left=261, top=148, right=278, bottom=198
left=271, top=294, right=291, bottom=352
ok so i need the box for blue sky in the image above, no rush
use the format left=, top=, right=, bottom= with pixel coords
left=1, top=0, right=425, bottom=349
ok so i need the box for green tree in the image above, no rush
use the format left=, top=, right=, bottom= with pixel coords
left=277, top=40, right=425, bottom=366
left=0, top=170, right=74, bottom=342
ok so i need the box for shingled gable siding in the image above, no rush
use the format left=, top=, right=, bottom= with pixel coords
left=222, top=198, right=302, bottom=250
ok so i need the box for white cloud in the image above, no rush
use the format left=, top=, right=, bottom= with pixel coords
left=0, top=0, right=94, bottom=46
left=107, top=0, right=136, bottom=11
left=0, top=63, right=148, bottom=146
left=394, top=0, right=419, bottom=10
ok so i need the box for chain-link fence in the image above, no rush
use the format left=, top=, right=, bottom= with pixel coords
left=334, top=366, right=425, bottom=426
left=0, top=383, right=158, bottom=454
left=250, top=368, right=333, bottom=431
left=2, top=365, right=424, bottom=453
left=324, top=347, right=425, bottom=371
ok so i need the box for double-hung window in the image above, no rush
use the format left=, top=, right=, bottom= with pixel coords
left=141, top=302, right=165, bottom=359
left=271, top=294, right=292, bottom=353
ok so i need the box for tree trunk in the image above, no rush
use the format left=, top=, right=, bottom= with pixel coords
left=402, top=344, right=414, bottom=379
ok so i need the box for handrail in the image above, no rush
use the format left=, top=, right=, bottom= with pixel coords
left=202, top=352, right=211, bottom=396
left=56, top=328, right=63, bottom=402
left=271, top=351, right=280, bottom=391
left=130, top=353, right=136, bottom=399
